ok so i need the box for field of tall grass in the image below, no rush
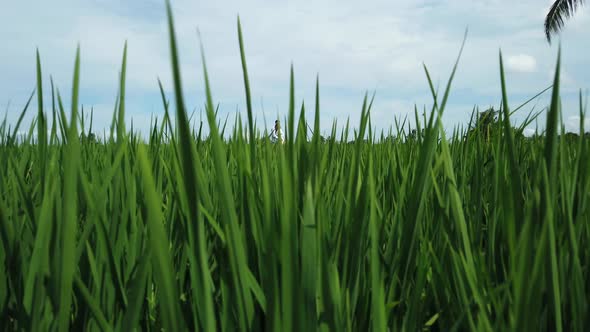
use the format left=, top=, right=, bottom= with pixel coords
left=1, top=2, right=589, bottom=331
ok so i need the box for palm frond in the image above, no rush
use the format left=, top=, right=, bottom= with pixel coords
left=545, top=0, right=585, bottom=43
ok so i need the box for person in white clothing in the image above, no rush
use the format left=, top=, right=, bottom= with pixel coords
left=269, top=120, right=284, bottom=144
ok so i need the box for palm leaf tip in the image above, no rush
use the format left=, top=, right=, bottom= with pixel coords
left=545, top=0, right=585, bottom=42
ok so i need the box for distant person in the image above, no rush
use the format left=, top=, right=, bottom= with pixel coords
left=269, top=120, right=284, bottom=144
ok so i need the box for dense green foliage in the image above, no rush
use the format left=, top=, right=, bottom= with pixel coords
left=1, top=3, right=589, bottom=331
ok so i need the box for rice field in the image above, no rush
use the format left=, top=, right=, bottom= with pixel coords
left=1, top=2, right=589, bottom=331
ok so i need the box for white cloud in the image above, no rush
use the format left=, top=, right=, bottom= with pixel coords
left=0, top=0, right=589, bottom=136
left=523, top=128, right=536, bottom=137
left=565, top=115, right=590, bottom=133
left=506, top=54, right=537, bottom=73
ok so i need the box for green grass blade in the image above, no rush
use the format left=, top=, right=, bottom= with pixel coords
left=57, top=44, right=81, bottom=332
left=137, top=144, right=185, bottom=331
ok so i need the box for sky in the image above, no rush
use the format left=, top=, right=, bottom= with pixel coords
left=1, top=0, right=589, bottom=140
